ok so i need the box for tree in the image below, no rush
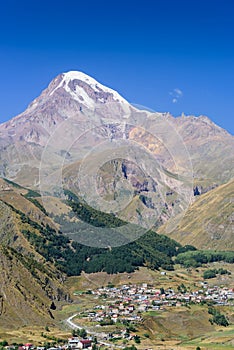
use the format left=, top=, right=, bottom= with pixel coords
left=0, top=341, right=8, bottom=347
left=203, top=269, right=217, bottom=279
left=134, top=335, right=141, bottom=344
left=126, top=323, right=136, bottom=332
left=50, top=301, right=56, bottom=310
left=208, top=307, right=229, bottom=327
left=79, top=328, right=87, bottom=339
left=177, top=283, right=187, bottom=293
left=213, top=314, right=229, bottom=327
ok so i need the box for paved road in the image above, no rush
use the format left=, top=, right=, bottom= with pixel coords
left=65, top=314, right=124, bottom=349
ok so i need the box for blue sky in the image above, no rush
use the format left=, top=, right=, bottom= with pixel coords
left=0, top=0, right=234, bottom=134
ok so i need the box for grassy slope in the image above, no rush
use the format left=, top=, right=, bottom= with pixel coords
left=0, top=180, right=70, bottom=329
left=160, top=178, right=234, bottom=250
left=0, top=245, right=56, bottom=328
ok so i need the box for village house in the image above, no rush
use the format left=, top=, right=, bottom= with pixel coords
left=77, top=339, right=92, bottom=349
left=68, top=337, right=80, bottom=348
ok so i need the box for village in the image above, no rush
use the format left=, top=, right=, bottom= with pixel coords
left=1, top=281, right=233, bottom=350
left=64, top=281, right=234, bottom=347
left=71, top=281, right=233, bottom=324
left=89, top=281, right=234, bottom=313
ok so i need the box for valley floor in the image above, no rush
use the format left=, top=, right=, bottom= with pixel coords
left=1, top=265, right=233, bottom=350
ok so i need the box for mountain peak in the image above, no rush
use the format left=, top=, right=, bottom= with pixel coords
left=48, top=70, right=129, bottom=109
left=62, top=70, right=104, bottom=84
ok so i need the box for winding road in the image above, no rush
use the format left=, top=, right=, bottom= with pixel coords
left=65, top=314, right=124, bottom=349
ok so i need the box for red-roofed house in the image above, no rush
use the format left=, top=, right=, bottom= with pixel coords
left=77, top=339, right=92, bottom=349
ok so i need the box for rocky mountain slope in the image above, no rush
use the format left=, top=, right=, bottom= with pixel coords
left=0, top=71, right=233, bottom=189
left=0, top=70, right=233, bottom=247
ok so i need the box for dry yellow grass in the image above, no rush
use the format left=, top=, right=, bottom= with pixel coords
left=160, top=178, right=234, bottom=250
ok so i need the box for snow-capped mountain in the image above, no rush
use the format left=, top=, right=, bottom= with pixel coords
left=0, top=70, right=233, bottom=191
left=49, top=71, right=129, bottom=107
left=0, top=71, right=132, bottom=144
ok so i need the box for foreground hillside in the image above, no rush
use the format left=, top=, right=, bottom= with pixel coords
left=0, top=245, right=65, bottom=328
left=160, top=178, right=234, bottom=250
left=0, top=199, right=70, bottom=329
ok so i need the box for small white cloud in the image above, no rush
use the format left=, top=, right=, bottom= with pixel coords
left=169, top=88, right=183, bottom=103
left=174, top=88, right=183, bottom=96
